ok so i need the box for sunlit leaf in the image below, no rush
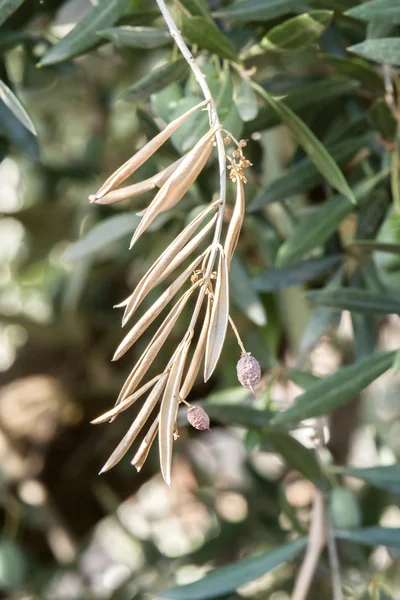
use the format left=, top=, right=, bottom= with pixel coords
left=161, top=539, right=307, bottom=599
left=261, top=11, right=333, bottom=52
left=346, top=0, right=400, bottom=24
left=273, top=351, right=395, bottom=424
left=349, top=39, right=400, bottom=67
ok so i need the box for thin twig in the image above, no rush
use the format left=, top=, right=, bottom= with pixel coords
left=291, top=489, right=325, bottom=600
left=325, top=507, right=344, bottom=600
left=154, top=0, right=227, bottom=336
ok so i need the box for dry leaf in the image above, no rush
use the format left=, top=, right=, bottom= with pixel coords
left=129, top=128, right=216, bottom=249
left=122, top=203, right=219, bottom=325
left=131, top=416, right=159, bottom=472
left=204, top=247, right=229, bottom=381
left=180, top=294, right=211, bottom=400
left=114, top=254, right=205, bottom=359
left=99, top=373, right=168, bottom=473
left=224, top=176, right=245, bottom=267
left=159, top=341, right=190, bottom=485
left=94, top=100, right=208, bottom=200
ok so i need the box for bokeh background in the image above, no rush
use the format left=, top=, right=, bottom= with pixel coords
left=2, top=0, right=400, bottom=599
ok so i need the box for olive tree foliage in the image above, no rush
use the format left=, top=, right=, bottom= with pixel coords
left=1, top=0, right=400, bottom=599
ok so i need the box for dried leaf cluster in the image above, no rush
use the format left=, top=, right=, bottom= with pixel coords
left=90, top=100, right=258, bottom=485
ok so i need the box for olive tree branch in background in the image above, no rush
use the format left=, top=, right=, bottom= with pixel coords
left=154, top=0, right=227, bottom=334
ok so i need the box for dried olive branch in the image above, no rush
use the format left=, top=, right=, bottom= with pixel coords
left=154, top=0, right=227, bottom=330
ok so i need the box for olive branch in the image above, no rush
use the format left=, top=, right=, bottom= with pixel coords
left=90, top=0, right=260, bottom=485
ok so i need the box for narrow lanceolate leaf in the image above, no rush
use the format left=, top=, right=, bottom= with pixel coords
left=181, top=16, right=239, bottom=62
left=307, top=289, right=400, bottom=315
left=180, top=0, right=212, bottom=20
left=39, top=0, right=129, bottom=66
left=94, top=99, right=207, bottom=199
left=122, top=59, right=188, bottom=102
left=0, top=80, right=36, bottom=135
left=129, top=129, right=215, bottom=248
left=349, top=39, right=400, bottom=67
left=122, top=201, right=219, bottom=324
left=236, top=79, right=258, bottom=122
left=277, top=170, right=388, bottom=265
left=90, top=156, right=186, bottom=204
left=160, top=342, right=190, bottom=485
left=224, top=176, right=245, bottom=267
left=161, top=539, right=307, bottom=600
left=260, top=11, right=333, bottom=52
left=346, top=0, right=400, bottom=24
left=253, top=255, right=342, bottom=291
left=115, top=254, right=204, bottom=359
left=132, top=416, right=159, bottom=471
left=92, top=374, right=163, bottom=424
left=98, top=26, right=171, bottom=49
left=335, top=527, right=400, bottom=550
left=213, top=0, right=306, bottom=22
left=63, top=214, right=141, bottom=262
left=273, top=351, right=395, bottom=424
left=180, top=296, right=211, bottom=400
left=205, top=249, right=229, bottom=382
left=115, top=286, right=198, bottom=403
left=334, top=464, right=400, bottom=493
left=99, top=374, right=168, bottom=473
left=261, top=429, right=331, bottom=490
left=252, top=82, right=356, bottom=204
left=0, top=0, right=25, bottom=27
left=229, top=256, right=267, bottom=326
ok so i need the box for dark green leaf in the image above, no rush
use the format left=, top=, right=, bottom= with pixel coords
left=349, top=39, right=400, bottom=67
left=0, top=0, right=25, bottom=27
left=346, top=0, right=400, bottom=24
left=250, top=133, right=374, bottom=210
left=205, top=404, right=272, bottom=429
left=261, top=11, right=333, bottom=52
left=63, top=214, right=141, bottom=262
left=272, top=351, right=395, bottom=424
left=261, top=429, right=331, bottom=490
left=0, top=79, right=36, bottom=135
left=334, top=464, right=400, bottom=493
left=336, top=527, right=400, bottom=549
left=0, top=99, right=39, bottom=159
left=306, top=288, right=400, bottom=315
left=230, top=255, right=267, bottom=326
left=161, top=539, right=307, bottom=599
left=244, top=77, right=359, bottom=135
left=39, top=0, right=129, bottom=66
left=320, top=54, right=385, bottom=92
left=213, top=0, right=306, bottom=22
left=236, top=78, right=258, bottom=122
left=277, top=170, right=388, bottom=265
left=369, top=98, right=397, bottom=142
left=179, top=0, right=213, bottom=20
left=122, top=59, right=188, bottom=102
left=253, top=255, right=342, bottom=291
left=98, top=26, right=171, bottom=49
left=287, top=369, right=321, bottom=390
left=181, top=16, right=239, bottom=62
left=252, top=82, right=355, bottom=204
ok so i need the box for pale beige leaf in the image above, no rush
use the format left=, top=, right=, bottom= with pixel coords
left=114, top=254, right=204, bottom=360
left=159, top=341, right=190, bottom=485
left=131, top=416, right=159, bottom=472
left=129, top=129, right=215, bottom=249
left=180, top=295, right=211, bottom=400
left=90, top=156, right=187, bottom=205
left=115, top=284, right=199, bottom=401
left=91, top=373, right=164, bottom=424
left=98, top=373, right=168, bottom=473
left=122, top=201, right=219, bottom=325
left=94, top=100, right=208, bottom=199
left=204, top=248, right=229, bottom=382
left=224, top=177, right=245, bottom=267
